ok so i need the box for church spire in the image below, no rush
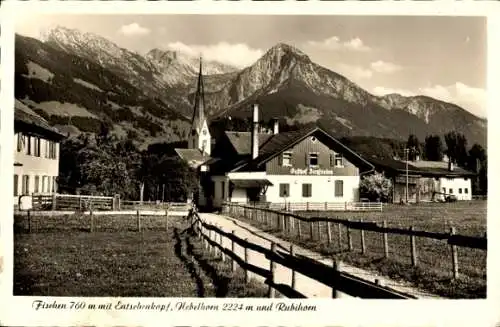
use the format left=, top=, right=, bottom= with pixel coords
left=191, top=56, right=206, bottom=133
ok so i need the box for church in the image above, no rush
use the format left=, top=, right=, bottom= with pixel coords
left=176, top=59, right=375, bottom=211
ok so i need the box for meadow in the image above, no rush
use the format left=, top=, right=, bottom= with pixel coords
left=231, top=200, right=487, bottom=298
left=14, top=214, right=268, bottom=297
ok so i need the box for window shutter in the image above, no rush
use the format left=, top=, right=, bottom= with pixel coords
left=278, top=153, right=283, bottom=166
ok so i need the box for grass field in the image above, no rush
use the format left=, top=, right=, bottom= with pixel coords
left=14, top=214, right=268, bottom=297
left=230, top=200, right=487, bottom=298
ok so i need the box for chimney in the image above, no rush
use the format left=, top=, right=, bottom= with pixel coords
left=272, top=118, right=279, bottom=135
left=251, top=104, right=259, bottom=159
left=448, top=158, right=454, bottom=171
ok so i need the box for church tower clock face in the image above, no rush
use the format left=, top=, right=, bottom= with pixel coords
left=202, top=129, right=207, bottom=135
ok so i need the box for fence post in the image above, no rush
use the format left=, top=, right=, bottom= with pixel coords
left=410, top=226, right=418, bottom=267
left=360, top=219, right=366, bottom=254
left=290, top=244, right=296, bottom=290
left=338, top=222, right=342, bottom=250
left=165, top=209, right=169, bottom=232
left=137, top=210, right=141, bottom=232
left=27, top=210, right=32, bottom=233
left=383, top=220, right=389, bottom=258
left=332, top=259, right=341, bottom=298
left=90, top=209, right=94, bottom=233
left=231, top=230, right=236, bottom=272
left=317, top=221, right=322, bottom=242
left=244, top=238, right=250, bottom=283
left=219, top=228, right=225, bottom=262
left=324, top=202, right=328, bottom=210
left=309, top=220, right=314, bottom=240
left=306, top=202, right=310, bottom=211
left=450, top=227, right=459, bottom=279
left=281, top=215, right=285, bottom=233
left=79, top=197, right=82, bottom=211
left=347, top=220, right=352, bottom=251
left=52, top=193, right=57, bottom=211
left=269, top=242, right=277, bottom=298
left=297, top=219, right=302, bottom=240
left=327, top=221, right=332, bottom=246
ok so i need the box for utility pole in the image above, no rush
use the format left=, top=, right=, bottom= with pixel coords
left=405, top=148, right=409, bottom=204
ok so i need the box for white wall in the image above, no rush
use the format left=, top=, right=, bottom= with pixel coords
left=211, top=175, right=229, bottom=208
left=14, top=133, right=60, bottom=203
left=438, top=177, right=472, bottom=200
left=265, top=175, right=360, bottom=203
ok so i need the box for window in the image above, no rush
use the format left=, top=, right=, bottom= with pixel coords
left=22, top=175, right=30, bottom=195
left=52, top=177, right=57, bottom=193
left=281, top=151, right=293, bottom=167
left=25, top=136, right=32, bottom=155
left=17, top=133, right=23, bottom=152
left=449, top=188, right=453, bottom=194
left=34, top=176, right=40, bottom=193
left=302, top=183, right=312, bottom=198
left=335, top=180, right=344, bottom=197
left=279, top=183, right=290, bottom=197
left=465, top=188, right=469, bottom=194
left=308, top=153, right=319, bottom=167
left=459, top=188, right=462, bottom=194
left=14, top=175, right=18, bottom=196
left=45, top=140, right=49, bottom=158
left=34, top=137, right=41, bottom=157
left=202, top=140, right=207, bottom=152
left=332, top=153, right=343, bottom=167
left=48, top=141, right=57, bottom=159
left=442, top=187, right=446, bottom=193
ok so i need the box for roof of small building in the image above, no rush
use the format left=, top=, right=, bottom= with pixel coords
left=366, top=156, right=476, bottom=177
left=174, top=148, right=211, bottom=169
left=225, top=131, right=273, bottom=155
left=14, top=100, right=66, bottom=140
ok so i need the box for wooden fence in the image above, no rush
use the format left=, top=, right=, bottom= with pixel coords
left=29, top=194, right=191, bottom=213
left=15, top=209, right=181, bottom=233
left=243, top=201, right=383, bottom=212
left=187, top=209, right=416, bottom=299
left=222, top=202, right=486, bottom=279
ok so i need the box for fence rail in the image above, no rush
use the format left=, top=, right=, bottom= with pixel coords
left=221, top=202, right=486, bottom=279
left=188, top=209, right=415, bottom=299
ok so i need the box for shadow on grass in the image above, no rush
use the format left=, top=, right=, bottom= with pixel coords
left=184, top=230, right=232, bottom=297
left=173, top=227, right=206, bottom=297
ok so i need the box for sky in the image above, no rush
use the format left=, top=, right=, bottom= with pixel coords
left=16, top=14, right=487, bottom=118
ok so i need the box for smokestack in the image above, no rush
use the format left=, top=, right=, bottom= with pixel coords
left=251, top=104, right=259, bottom=159
left=272, top=118, right=279, bottom=135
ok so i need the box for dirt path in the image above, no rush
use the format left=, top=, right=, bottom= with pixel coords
left=200, top=212, right=442, bottom=299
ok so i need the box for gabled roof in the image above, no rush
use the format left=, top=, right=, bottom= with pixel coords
left=225, top=131, right=273, bottom=155
left=174, top=148, right=211, bottom=169
left=14, top=100, right=66, bottom=140
left=366, top=156, right=476, bottom=177
left=231, top=126, right=375, bottom=172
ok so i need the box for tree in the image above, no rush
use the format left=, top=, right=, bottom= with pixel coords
left=424, top=135, right=444, bottom=161
left=444, top=131, right=468, bottom=166
left=406, top=134, right=422, bottom=161
left=468, top=143, right=487, bottom=195
left=359, top=172, right=393, bottom=202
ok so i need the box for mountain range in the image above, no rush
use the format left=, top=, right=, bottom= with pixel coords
left=15, top=26, right=487, bottom=149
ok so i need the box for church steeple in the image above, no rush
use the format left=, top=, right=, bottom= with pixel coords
left=191, top=57, right=206, bottom=133
left=188, top=57, right=211, bottom=156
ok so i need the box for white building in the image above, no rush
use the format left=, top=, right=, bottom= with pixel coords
left=14, top=100, right=65, bottom=205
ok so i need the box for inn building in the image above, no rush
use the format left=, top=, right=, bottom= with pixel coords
left=14, top=100, right=65, bottom=206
